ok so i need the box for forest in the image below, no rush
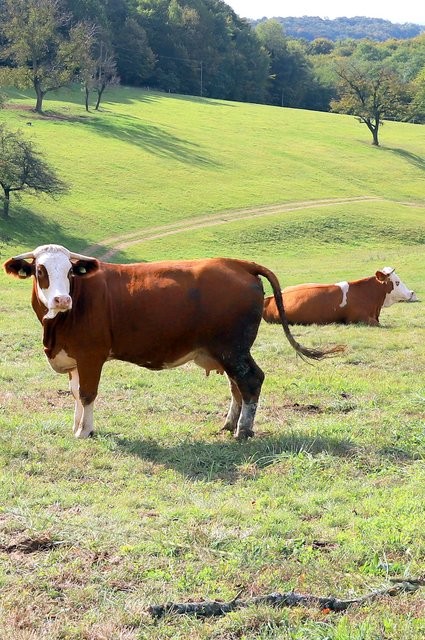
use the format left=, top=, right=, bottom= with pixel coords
left=251, top=15, right=425, bottom=42
left=0, top=0, right=425, bottom=120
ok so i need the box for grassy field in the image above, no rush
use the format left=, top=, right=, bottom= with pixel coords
left=0, top=87, right=424, bottom=639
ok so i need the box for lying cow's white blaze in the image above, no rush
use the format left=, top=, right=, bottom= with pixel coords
left=33, top=245, right=74, bottom=319
left=335, top=281, right=349, bottom=308
left=382, top=268, right=416, bottom=307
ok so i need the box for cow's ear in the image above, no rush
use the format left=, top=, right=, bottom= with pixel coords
left=375, top=270, right=389, bottom=282
left=3, top=258, right=34, bottom=279
left=71, top=258, right=100, bottom=277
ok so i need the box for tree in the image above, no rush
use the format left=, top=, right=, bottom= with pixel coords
left=0, top=125, right=68, bottom=219
left=412, top=67, right=425, bottom=123
left=113, top=16, right=155, bottom=87
left=0, top=0, right=95, bottom=113
left=330, top=60, right=414, bottom=145
left=255, top=19, right=315, bottom=108
left=137, top=0, right=269, bottom=102
left=92, top=43, right=119, bottom=110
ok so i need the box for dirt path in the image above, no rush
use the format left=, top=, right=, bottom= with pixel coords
left=87, top=196, right=383, bottom=261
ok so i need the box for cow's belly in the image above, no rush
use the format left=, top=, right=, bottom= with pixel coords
left=286, top=304, right=346, bottom=325
left=48, top=349, right=77, bottom=373
left=164, top=349, right=224, bottom=375
left=114, top=348, right=224, bottom=376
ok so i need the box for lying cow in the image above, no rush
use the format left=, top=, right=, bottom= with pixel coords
left=263, top=268, right=417, bottom=327
left=4, top=244, right=343, bottom=440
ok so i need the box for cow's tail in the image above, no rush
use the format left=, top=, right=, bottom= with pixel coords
left=250, top=263, right=345, bottom=361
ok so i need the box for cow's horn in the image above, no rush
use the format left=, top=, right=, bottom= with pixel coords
left=69, top=251, right=97, bottom=261
left=12, top=251, right=35, bottom=260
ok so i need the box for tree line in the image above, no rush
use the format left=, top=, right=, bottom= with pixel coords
left=0, top=0, right=424, bottom=119
left=252, top=15, right=425, bottom=43
left=1, top=0, right=425, bottom=218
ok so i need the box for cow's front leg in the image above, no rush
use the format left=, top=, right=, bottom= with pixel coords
left=73, top=358, right=104, bottom=439
left=68, top=368, right=84, bottom=434
left=366, top=317, right=380, bottom=327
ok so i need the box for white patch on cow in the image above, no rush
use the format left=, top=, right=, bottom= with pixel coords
left=382, top=268, right=416, bottom=307
left=33, top=245, right=73, bottom=319
left=335, top=281, right=349, bottom=307
left=235, top=401, right=257, bottom=439
left=48, top=349, right=77, bottom=373
left=224, top=396, right=241, bottom=431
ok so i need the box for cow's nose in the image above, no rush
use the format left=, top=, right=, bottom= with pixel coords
left=53, top=295, right=72, bottom=309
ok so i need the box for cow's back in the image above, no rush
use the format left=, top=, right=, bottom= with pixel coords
left=264, top=283, right=346, bottom=325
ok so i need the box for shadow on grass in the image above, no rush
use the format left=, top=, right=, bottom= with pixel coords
left=113, top=429, right=420, bottom=482
left=0, top=205, right=92, bottom=256
left=114, top=433, right=358, bottom=482
left=9, top=93, right=223, bottom=167
left=382, top=146, right=425, bottom=172
left=80, top=113, right=221, bottom=167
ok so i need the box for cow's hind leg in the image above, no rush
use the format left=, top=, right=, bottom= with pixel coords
left=221, top=354, right=265, bottom=440
left=222, top=377, right=242, bottom=433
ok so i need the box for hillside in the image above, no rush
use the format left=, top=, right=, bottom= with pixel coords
left=251, top=15, right=425, bottom=42
left=1, top=85, right=424, bottom=260
left=1, top=87, right=425, bottom=639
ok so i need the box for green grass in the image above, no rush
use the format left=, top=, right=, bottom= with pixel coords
left=0, top=86, right=424, bottom=639
left=1, top=84, right=424, bottom=254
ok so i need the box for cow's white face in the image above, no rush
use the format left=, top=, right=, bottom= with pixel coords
left=33, top=246, right=75, bottom=319
left=4, top=244, right=99, bottom=320
left=381, top=268, right=417, bottom=307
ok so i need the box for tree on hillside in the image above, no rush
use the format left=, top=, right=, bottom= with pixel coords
left=70, top=22, right=119, bottom=112
left=113, top=16, right=155, bottom=87
left=412, top=67, right=425, bottom=123
left=137, top=0, right=269, bottom=102
left=0, top=125, right=68, bottom=219
left=0, top=0, right=95, bottom=113
left=255, top=19, right=317, bottom=108
left=92, top=44, right=119, bottom=110
left=330, top=61, right=414, bottom=145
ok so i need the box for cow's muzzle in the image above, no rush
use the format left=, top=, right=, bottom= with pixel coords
left=52, top=295, right=72, bottom=311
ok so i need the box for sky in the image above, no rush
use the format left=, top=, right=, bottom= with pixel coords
left=225, top=1, right=425, bottom=26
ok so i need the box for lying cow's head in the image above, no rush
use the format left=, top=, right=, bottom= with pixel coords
left=376, top=267, right=417, bottom=307
left=4, top=244, right=99, bottom=319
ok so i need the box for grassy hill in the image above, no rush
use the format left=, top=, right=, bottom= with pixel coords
left=1, top=84, right=424, bottom=255
left=0, top=86, right=424, bottom=639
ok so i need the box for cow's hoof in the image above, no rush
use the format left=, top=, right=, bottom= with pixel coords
left=221, top=422, right=236, bottom=434
left=234, top=428, right=254, bottom=441
left=74, top=428, right=94, bottom=439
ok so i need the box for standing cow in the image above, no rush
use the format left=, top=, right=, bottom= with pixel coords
left=263, top=268, right=417, bottom=326
left=4, top=244, right=343, bottom=440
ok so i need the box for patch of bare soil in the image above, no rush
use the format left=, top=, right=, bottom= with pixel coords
left=0, top=531, right=63, bottom=554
